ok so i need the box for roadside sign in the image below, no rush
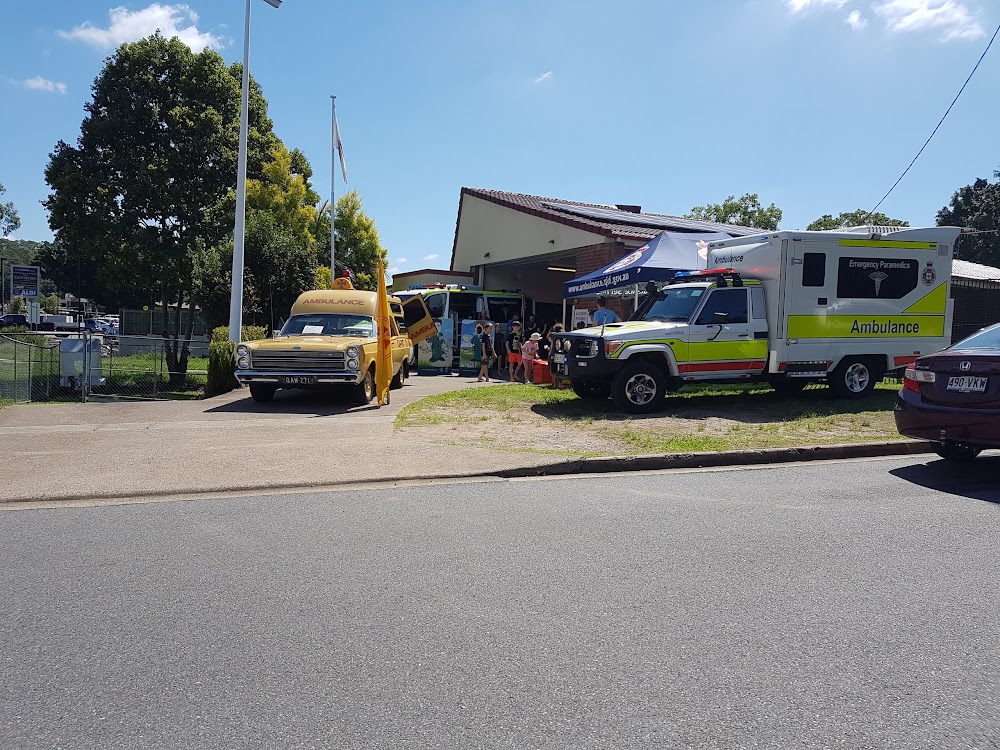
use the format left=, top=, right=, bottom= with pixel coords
left=11, top=265, right=40, bottom=298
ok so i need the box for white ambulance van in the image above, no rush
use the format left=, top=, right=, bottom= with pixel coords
left=549, top=226, right=960, bottom=413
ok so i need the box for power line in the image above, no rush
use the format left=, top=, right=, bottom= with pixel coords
left=865, top=21, right=1000, bottom=221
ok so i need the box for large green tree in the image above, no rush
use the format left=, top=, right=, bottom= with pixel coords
left=685, top=193, right=782, bottom=231
left=0, top=183, right=19, bottom=237
left=43, top=34, right=278, bottom=384
left=807, top=210, right=909, bottom=231
left=937, top=173, right=1000, bottom=266
left=324, top=190, right=388, bottom=291
left=192, top=212, right=318, bottom=331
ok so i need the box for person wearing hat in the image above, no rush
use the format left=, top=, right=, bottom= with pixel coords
left=520, top=332, right=542, bottom=383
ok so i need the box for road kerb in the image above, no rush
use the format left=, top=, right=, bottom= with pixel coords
left=1, top=440, right=936, bottom=507
left=494, top=440, right=935, bottom=478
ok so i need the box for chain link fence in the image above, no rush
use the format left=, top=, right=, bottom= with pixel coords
left=0, top=332, right=208, bottom=404
left=0, top=333, right=65, bottom=403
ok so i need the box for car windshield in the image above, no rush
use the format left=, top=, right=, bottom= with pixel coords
left=953, top=324, right=1000, bottom=350
left=640, top=287, right=706, bottom=322
left=280, top=314, right=374, bottom=337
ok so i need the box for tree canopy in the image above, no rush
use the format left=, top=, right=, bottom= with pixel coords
left=43, top=34, right=278, bottom=381
left=807, top=210, right=909, bottom=231
left=0, top=183, right=20, bottom=237
left=937, top=173, right=1000, bottom=267
left=685, top=193, right=782, bottom=231
left=331, top=191, right=388, bottom=291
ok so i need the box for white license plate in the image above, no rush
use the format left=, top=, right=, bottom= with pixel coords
left=550, top=353, right=566, bottom=363
left=947, top=375, right=987, bottom=393
left=282, top=375, right=316, bottom=385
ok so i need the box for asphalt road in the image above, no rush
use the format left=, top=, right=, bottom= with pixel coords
left=2, top=455, right=998, bottom=750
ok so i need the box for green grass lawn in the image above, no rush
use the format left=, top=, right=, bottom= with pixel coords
left=395, top=381, right=905, bottom=456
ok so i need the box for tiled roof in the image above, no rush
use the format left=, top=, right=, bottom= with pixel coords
left=459, top=187, right=762, bottom=241
left=954, top=258, right=1000, bottom=282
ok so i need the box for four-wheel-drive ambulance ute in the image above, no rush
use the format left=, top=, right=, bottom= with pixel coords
left=550, top=226, right=960, bottom=413
left=235, top=278, right=414, bottom=404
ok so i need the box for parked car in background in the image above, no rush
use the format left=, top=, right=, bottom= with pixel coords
left=83, top=318, right=118, bottom=335
left=0, top=314, right=29, bottom=328
left=895, top=322, right=1000, bottom=461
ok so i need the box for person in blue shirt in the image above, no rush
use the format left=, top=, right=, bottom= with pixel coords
left=592, top=297, right=620, bottom=325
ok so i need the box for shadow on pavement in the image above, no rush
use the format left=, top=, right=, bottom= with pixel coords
left=530, top=386, right=898, bottom=424
left=889, top=455, right=1000, bottom=505
left=204, top=389, right=370, bottom=417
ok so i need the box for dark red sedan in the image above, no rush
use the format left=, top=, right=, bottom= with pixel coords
left=895, top=322, right=1000, bottom=461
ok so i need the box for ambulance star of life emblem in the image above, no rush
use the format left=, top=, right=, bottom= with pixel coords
left=922, top=261, right=937, bottom=286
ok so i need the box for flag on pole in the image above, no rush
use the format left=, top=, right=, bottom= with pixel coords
left=333, top=110, right=349, bottom=183
left=375, top=261, right=392, bottom=406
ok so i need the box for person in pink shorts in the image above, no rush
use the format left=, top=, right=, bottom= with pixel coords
left=520, top=332, right=541, bottom=383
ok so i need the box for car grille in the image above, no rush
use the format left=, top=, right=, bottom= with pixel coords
left=554, top=337, right=597, bottom=358
left=250, top=350, right=347, bottom=372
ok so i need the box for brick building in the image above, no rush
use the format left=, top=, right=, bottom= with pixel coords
left=448, top=188, right=758, bottom=325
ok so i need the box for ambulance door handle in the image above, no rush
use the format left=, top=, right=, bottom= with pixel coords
left=737, top=333, right=749, bottom=338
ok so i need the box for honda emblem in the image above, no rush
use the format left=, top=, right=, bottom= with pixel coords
left=960, top=361, right=972, bottom=372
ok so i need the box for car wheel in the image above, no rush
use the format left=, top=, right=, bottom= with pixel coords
left=933, top=442, right=982, bottom=462
left=249, top=384, right=276, bottom=403
left=353, top=368, right=375, bottom=405
left=829, top=357, right=880, bottom=399
left=390, top=361, right=406, bottom=390
left=572, top=378, right=612, bottom=400
left=612, top=362, right=667, bottom=414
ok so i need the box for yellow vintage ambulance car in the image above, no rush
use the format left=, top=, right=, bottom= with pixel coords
left=235, top=278, right=413, bottom=404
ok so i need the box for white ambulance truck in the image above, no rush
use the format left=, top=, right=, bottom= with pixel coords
left=549, top=226, right=960, bottom=413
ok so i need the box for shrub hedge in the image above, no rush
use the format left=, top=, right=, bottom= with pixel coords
left=205, top=326, right=270, bottom=397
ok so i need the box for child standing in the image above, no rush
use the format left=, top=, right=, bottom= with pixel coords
left=521, top=332, right=541, bottom=384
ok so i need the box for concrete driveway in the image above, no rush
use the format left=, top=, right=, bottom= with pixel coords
left=1, top=374, right=556, bottom=503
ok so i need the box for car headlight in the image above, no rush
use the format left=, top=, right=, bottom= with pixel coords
left=347, top=358, right=359, bottom=370
left=237, top=357, right=250, bottom=369
left=562, top=339, right=572, bottom=352
left=236, top=344, right=249, bottom=357
left=346, top=346, right=360, bottom=358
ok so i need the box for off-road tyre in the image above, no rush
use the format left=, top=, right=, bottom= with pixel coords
left=612, top=362, right=667, bottom=414
left=249, top=384, right=276, bottom=403
left=933, top=442, right=982, bottom=462
left=829, top=357, right=881, bottom=399
left=572, top=378, right=612, bottom=401
left=352, top=368, right=375, bottom=405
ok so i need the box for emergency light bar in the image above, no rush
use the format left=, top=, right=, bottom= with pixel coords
left=673, top=268, right=737, bottom=278
left=668, top=268, right=742, bottom=288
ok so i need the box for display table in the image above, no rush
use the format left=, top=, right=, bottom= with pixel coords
left=532, top=359, right=552, bottom=385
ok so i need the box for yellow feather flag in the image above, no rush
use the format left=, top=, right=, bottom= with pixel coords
left=375, top=261, right=393, bottom=406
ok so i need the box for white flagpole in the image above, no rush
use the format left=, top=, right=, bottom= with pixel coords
left=330, top=96, right=337, bottom=281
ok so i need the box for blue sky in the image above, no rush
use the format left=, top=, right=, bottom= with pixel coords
left=1, top=0, right=997, bottom=277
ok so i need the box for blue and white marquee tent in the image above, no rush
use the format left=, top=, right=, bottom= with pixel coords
left=563, top=231, right=732, bottom=299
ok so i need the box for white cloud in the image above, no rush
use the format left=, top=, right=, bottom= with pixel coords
left=395, top=258, right=409, bottom=265
left=873, top=0, right=985, bottom=41
left=845, top=9, right=869, bottom=29
left=423, top=253, right=439, bottom=261
left=58, top=4, right=225, bottom=52
left=533, top=70, right=553, bottom=84
left=20, top=76, right=67, bottom=94
left=387, top=267, right=402, bottom=277
left=786, top=0, right=848, bottom=13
